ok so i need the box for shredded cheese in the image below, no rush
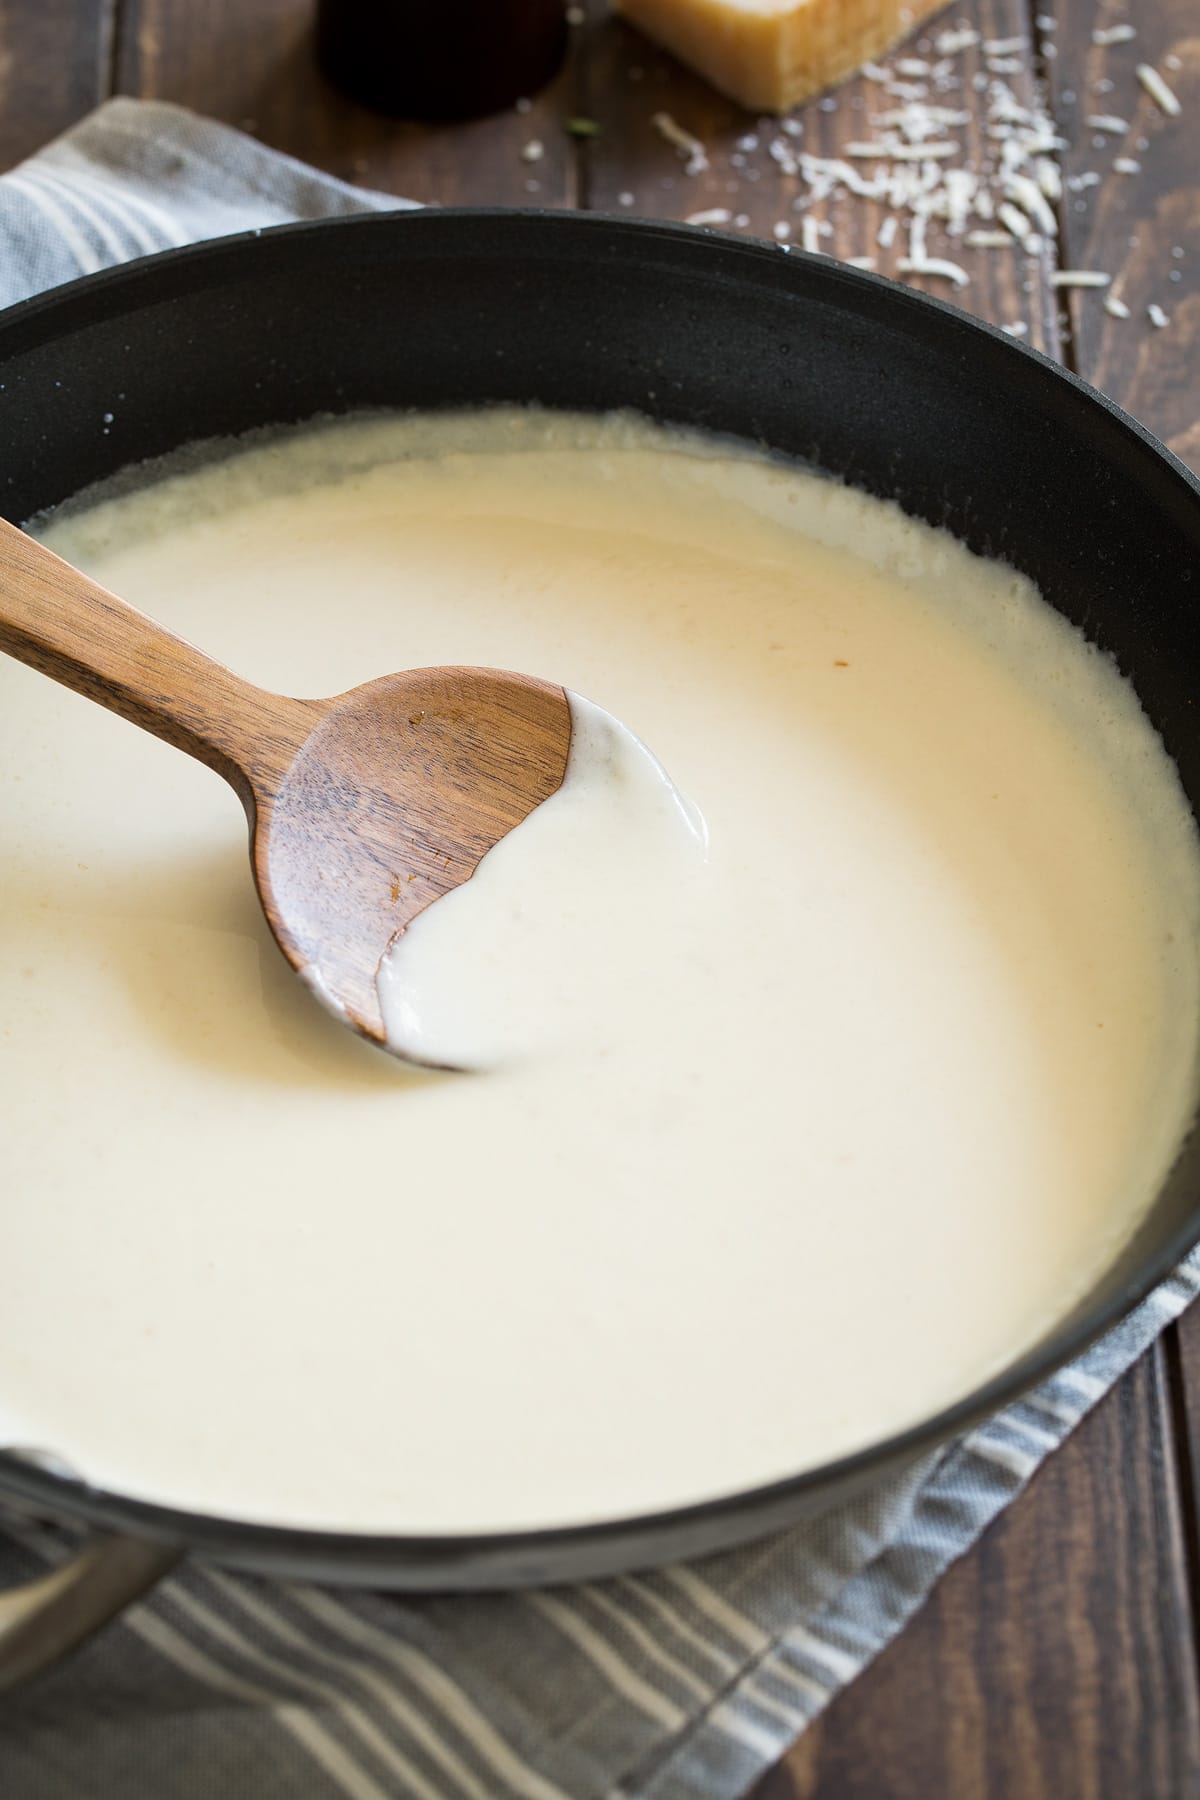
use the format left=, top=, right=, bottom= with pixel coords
left=997, top=202, right=1042, bottom=253
left=1136, top=65, right=1182, bottom=118
left=1093, top=24, right=1137, bottom=48
left=843, top=141, right=961, bottom=160
left=898, top=255, right=970, bottom=286
left=1052, top=271, right=1111, bottom=289
left=1004, top=173, right=1057, bottom=237
left=630, top=19, right=1184, bottom=334
left=652, top=111, right=709, bottom=174
left=935, top=28, right=980, bottom=56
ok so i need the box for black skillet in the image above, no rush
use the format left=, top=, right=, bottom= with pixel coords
left=1, top=209, right=1198, bottom=1681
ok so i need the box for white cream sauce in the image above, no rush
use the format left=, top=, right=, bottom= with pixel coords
left=377, top=694, right=709, bottom=1068
left=1, top=408, right=1197, bottom=1534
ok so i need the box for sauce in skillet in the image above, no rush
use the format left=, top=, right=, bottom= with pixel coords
left=0, top=408, right=1197, bottom=1533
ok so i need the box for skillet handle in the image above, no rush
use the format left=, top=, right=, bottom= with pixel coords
left=0, top=1532, right=182, bottom=1690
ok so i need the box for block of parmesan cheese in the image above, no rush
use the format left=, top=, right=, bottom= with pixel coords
left=612, top=0, right=951, bottom=113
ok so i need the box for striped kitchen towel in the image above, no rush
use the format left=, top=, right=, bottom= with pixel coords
left=0, top=97, right=1197, bottom=1800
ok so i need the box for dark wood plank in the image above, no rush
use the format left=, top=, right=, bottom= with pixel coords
left=0, top=0, right=114, bottom=168
left=115, top=0, right=579, bottom=206
left=581, top=0, right=1060, bottom=349
left=1046, top=0, right=1199, bottom=468
left=751, top=1347, right=1200, bottom=1800
left=1047, top=0, right=1200, bottom=1702
left=1170, top=1304, right=1200, bottom=1614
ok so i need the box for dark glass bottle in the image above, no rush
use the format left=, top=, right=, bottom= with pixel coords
left=316, top=0, right=568, bottom=122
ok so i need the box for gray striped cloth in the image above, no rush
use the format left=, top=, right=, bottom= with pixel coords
left=1, top=97, right=1197, bottom=1800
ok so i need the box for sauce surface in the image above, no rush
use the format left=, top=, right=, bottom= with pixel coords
left=2, top=409, right=1197, bottom=1534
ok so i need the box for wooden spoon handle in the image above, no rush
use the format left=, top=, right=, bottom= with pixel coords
left=0, top=517, right=315, bottom=805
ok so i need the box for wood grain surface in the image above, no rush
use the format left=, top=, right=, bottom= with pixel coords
left=0, top=0, right=1198, bottom=1791
left=753, top=1347, right=1200, bottom=1800
left=0, top=0, right=113, bottom=167
left=1049, top=0, right=1199, bottom=469
left=116, top=0, right=580, bottom=207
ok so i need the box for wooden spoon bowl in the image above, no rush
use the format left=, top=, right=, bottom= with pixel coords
left=259, top=667, right=569, bottom=1042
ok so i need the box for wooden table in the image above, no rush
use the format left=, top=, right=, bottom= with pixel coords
left=2, top=0, right=1197, bottom=1793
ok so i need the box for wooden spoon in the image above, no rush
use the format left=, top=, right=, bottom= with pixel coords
left=0, top=518, right=571, bottom=1059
